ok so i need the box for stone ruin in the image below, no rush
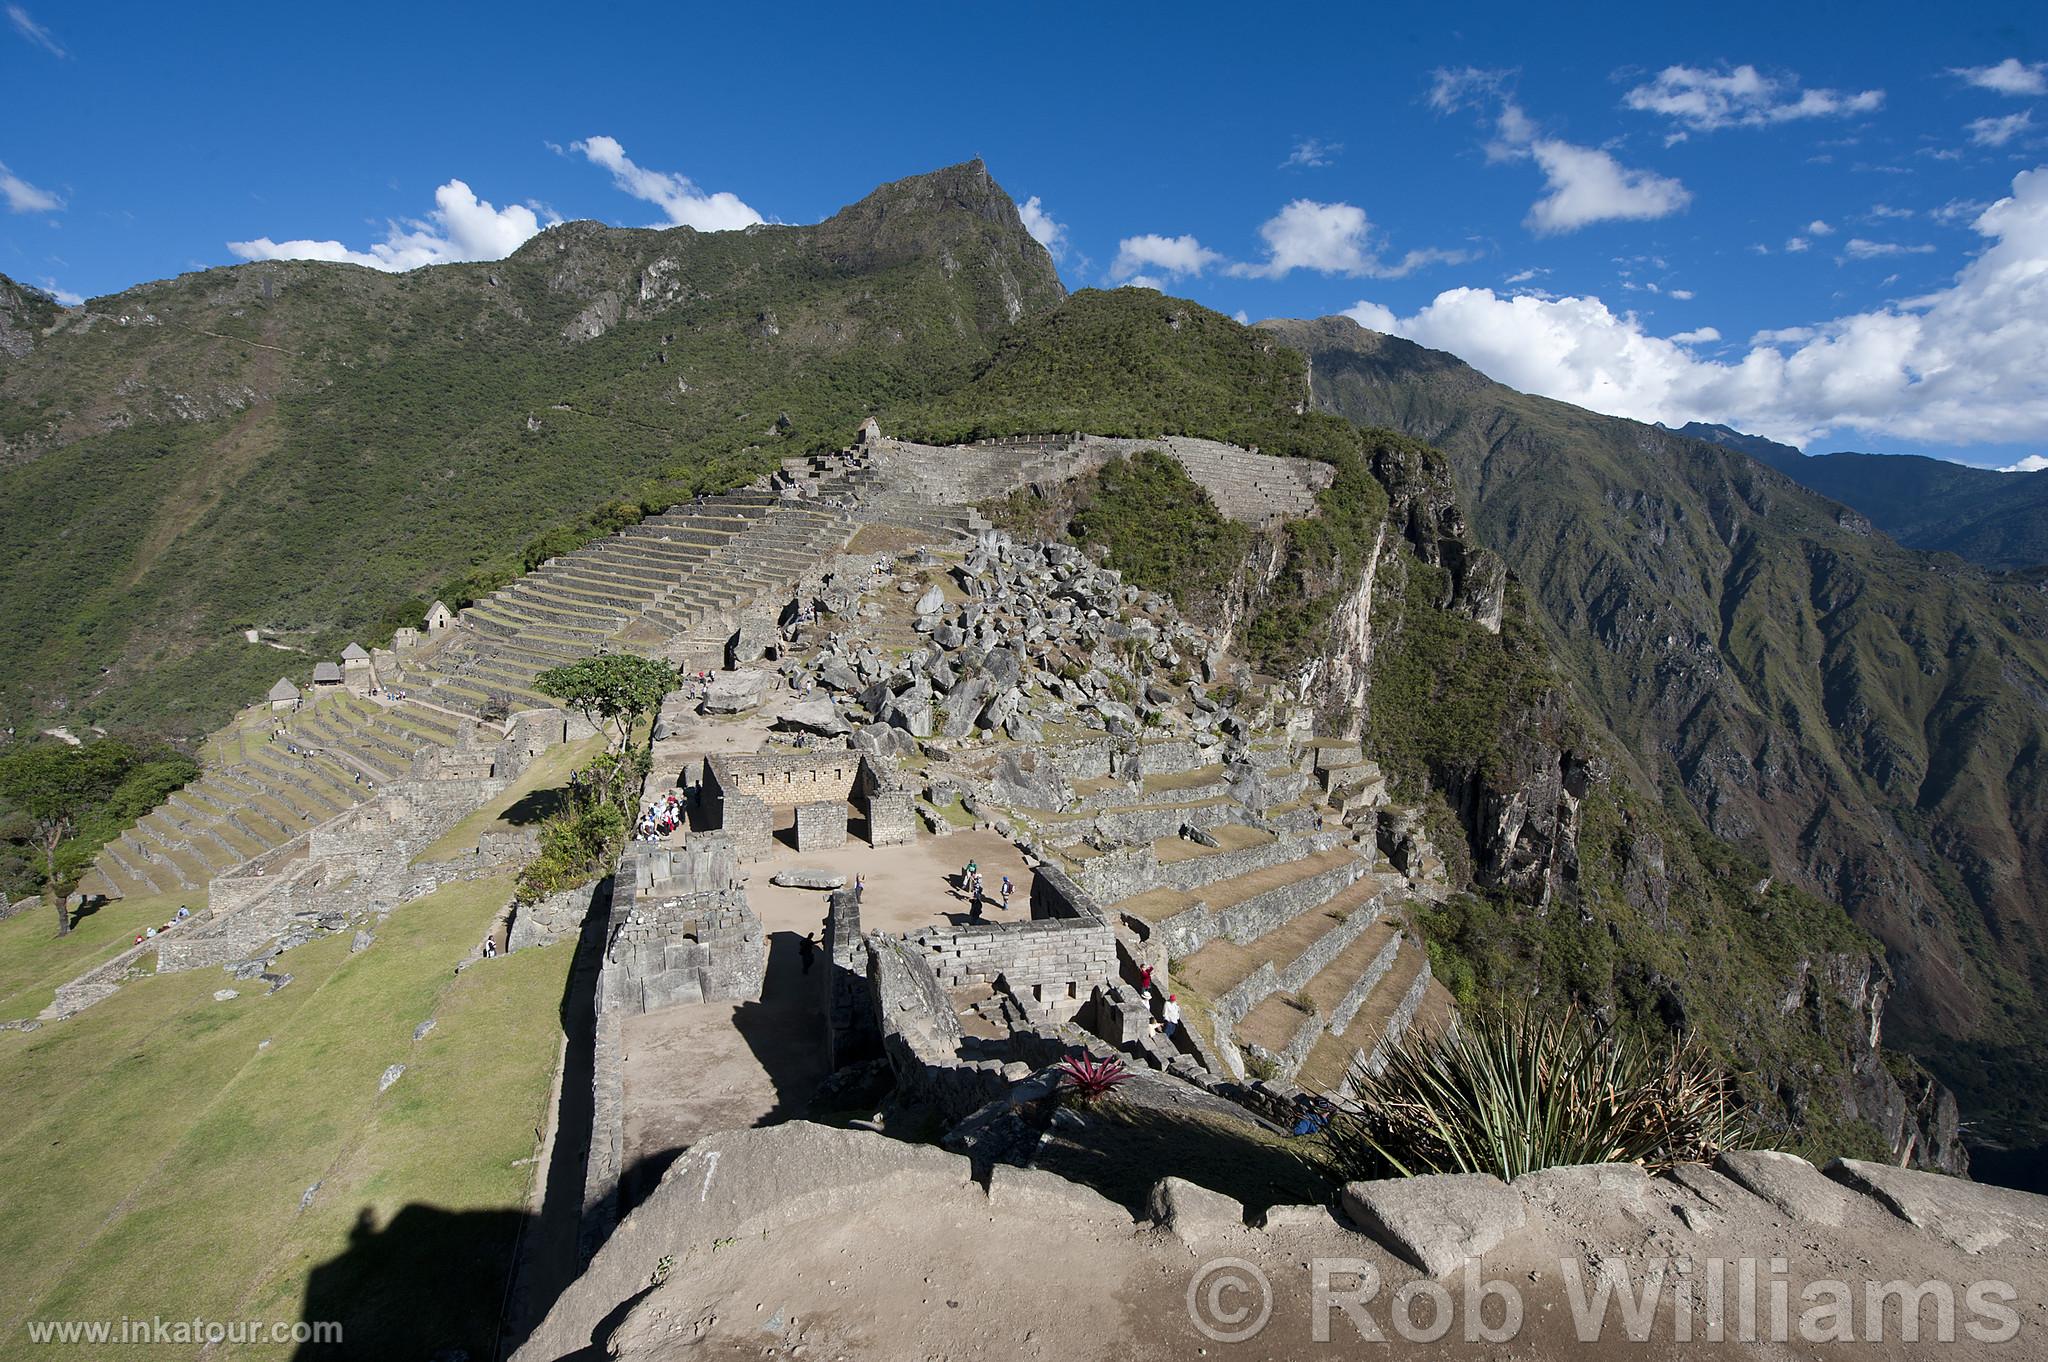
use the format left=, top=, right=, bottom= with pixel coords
left=597, top=836, right=765, bottom=1014
left=700, top=748, right=917, bottom=859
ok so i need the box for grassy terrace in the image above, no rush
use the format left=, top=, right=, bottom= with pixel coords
left=0, top=891, right=200, bottom=1020
left=415, top=734, right=605, bottom=863
left=0, top=876, right=571, bottom=1360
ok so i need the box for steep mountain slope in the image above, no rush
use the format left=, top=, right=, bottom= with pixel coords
left=0, top=161, right=1061, bottom=739
left=1679, top=422, right=2048, bottom=571
left=919, top=289, right=1957, bottom=1165
left=1266, top=316, right=2048, bottom=1145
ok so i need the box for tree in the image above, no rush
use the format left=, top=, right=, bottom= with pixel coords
left=0, top=742, right=132, bottom=936
left=533, top=653, right=679, bottom=805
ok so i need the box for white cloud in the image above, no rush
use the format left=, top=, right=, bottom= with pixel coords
left=1866, top=205, right=1912, bottom=220
left=1118, top=274, right=1165, bottom=291
left=1233, top=309, right=1250, bottom=324
left=1969, top=110, right=2034, bottom=147
left=1785, top=236, right=1811, bottom=252
left=1671, top=327, right=1721, bottom=344
left=1953, top=59, right=2048, bottom=97
left=1337, top=167, right=2048, bottom=448
left=2001, top=453, right=2048, bottom=472
left=229, top=179, right=552, bottom=271
left=1668, top=287, right=1695, bottom=300
left=0, top=160, right=60, bottom=213
left=569, top=136, right=762, bottom=231
left=1282, top=138, right=1341, bottom=169
left=1807, top=219, right=1836, bottom=235
left=1109, top=233, right=1221, bottom=281
left=1622, top=64, right=1883, bottom=132
left=1933, top=197, right=1991, bottom=224
left=1431, top=69, right=1690, bottom=233
left=1524, top=138, right=1691, bottom=233
left=1504, top=267, right=1544, bottom=284
left=6, top=4, right=63, bottom=56
left=36, top=276, right=80, bottom=305
left=1842, top=238, right=1935, bottom=259
left=1017, top=195, right=1067, bottom=259
left=1225, top=199, right=1471, bottom=279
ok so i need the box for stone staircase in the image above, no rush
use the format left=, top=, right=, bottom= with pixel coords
left=82, top=490, right=855, bottom=901
left=78, top=693, right=459, bottom=900
left=1007, top=732, right=1455, bottom=1101
left=409, top=490, right=855, bottom=717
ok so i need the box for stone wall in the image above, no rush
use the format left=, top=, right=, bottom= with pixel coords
left=1151, top=855, right=1365, bottom=960
left=867, top=935, right=1008, bottom=1124
left=794, top=800, right=848, bottom=851
left=705, top=749, right=916, bottom=858
left=858, top=760, right=918, bottom=847
left=597, top=840, right=764, bottom=1015
left=882, top=859, right=1120, bottom=1024
left=706, top=750, right=860, bottom=810
left=821, top=886, right=877, bottom=1068
left=508, top=877, right=607, bottom=953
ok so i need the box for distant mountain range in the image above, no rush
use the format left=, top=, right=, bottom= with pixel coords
left=1676, top=422, right=2048, bottom=572
left=1269, top=317, right=2048, bottom=1147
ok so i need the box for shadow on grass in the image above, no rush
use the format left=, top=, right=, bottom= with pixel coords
left=294, top=1204, right=532, bottom=1360
left=500, top=786, right=573, bottom=828
left=297, top=874, right=615, bottom=1360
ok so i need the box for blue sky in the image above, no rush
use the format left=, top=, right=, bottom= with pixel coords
left=4, top=0, right=2045, bottom=467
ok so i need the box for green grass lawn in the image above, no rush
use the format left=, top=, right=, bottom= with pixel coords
left=0, top=890, right=204, bottom=1020
left=0, top=874, right=572, bottom=1360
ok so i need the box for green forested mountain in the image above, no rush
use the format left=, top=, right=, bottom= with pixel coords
left=0, top=160, right=1061, bottom=738
left=1, top=167, right=2026, bottom=1162
left=1678, top=423, right=2048, bottom=571
left=1267, top=316, right=2048, bottom=1144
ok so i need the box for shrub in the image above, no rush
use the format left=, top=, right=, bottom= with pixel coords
left=1324, top=1008, right=1752, bottom=1180
left=1057, top=1052, right=1132, bottom=1102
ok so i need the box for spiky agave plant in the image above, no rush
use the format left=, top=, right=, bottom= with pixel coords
left=1057, top=1052, right=1132, bottom=1102
left=1325, top=1008, right=1752, bottom=1180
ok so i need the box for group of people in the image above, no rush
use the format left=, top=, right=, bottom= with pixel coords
left=1135, top=964, right=1182, bottom=1040
left=637, top=790, right=686, bottom=843
left=955, top=860, right=1014, bottom=922
left=134, top=903, right=193, bottom=945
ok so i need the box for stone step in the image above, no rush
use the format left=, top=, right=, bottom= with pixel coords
left=1123, top=846, right=1367, bottom=962
left=510, top=575, right=649, bottom=615
left=1175, top=873, right=1392, bottom=1011
left=205, top=814, right=269, bottom=861
left=98, top=840, right=162, bottom=897
left=1294, top=933, right=1433, bottom=1096
left=241, top=748, right=354, bottom=815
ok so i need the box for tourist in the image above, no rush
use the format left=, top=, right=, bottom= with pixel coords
left=799, top=931, right=817, bottom=973
left=1161, top=993, right=1182, bottom=1039
left=482, top=936, right=496, bottom=959
left=1137, top=963, right=1154, bottom=995
left=1000, top=874, right=1013, bottom=914
left=854, top=874, right=864, bottom=902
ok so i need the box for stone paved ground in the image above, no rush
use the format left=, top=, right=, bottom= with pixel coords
left=615, top=822, right=1039, bottom=1197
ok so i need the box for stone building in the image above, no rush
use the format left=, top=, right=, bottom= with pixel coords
left=311, top=661, right=344, bottom=691
left=340, top=642, right=373, bottom=694
left=700, top=748, right=918, bottom=860
left=424, top=600, right=454, bottom=633
left=266, top=677, right=301, bottom=712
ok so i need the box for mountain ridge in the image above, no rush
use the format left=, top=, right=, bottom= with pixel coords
left=1264, top=314, right=2048, bottom=1147
left=0, top=161, right=1061, bottom=737
left=1675, top=421, right=2048, bottom=571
